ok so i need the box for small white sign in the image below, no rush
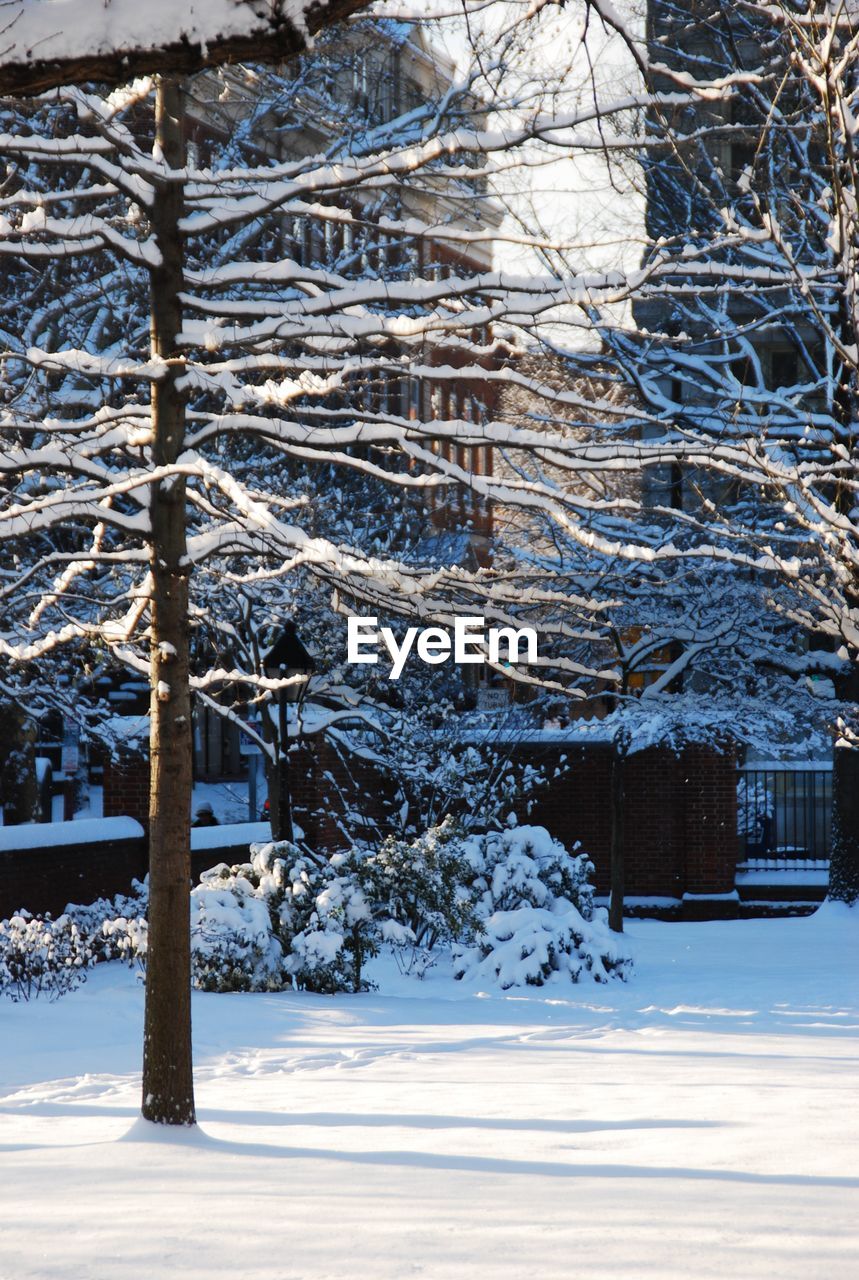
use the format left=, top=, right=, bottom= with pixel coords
left=477, top=686, right=510, bottom=711
left=61, top=722, right=80, bottom=774
left=239, top=719, right=263, bottom=756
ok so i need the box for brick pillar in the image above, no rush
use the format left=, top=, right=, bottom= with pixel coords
left=681, top=745, right=738, bottom=899
left=103, top=752, right=151, bottom=827
left=518, top=741, right=738, bottom=908
left=625, top=747, right=685, bottom=898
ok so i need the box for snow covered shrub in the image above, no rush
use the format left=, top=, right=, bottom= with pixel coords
left=78, top=841, right=383, bottom=995
left=452, top=824, right=631, bottom=989
left=185, top=841, right=311, bottom=992
left=101, top=912, right=148, bottom=968
left=365, top=819, right=479, bottom=973
left=31, top=822, right=627, bottom=999
left=0, top=911, right=94, bottom=1001
left=454, top=904, right=630, bottom=989
left=284, top=821, right=481, bottom=986
left=191, top=861, right=285, bottom=993
left=187, top=842, right=386, bottom=994
left=467, top=823, right=597, bottom=918
left=286, top=849, right=380, bottom=994
left=65, top=881, right=148, bottom=963
left=371, top=819, right=478, bottom=944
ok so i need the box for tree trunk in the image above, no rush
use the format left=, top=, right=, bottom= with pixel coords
left=141, top=77, right=196, bottom=1126
left=830, top=662, right=859, bottom=905
left=608, top=735, right=627, bottom=933
left=828, top=183, right=859, bottom=906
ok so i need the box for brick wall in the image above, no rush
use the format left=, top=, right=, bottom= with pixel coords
left=4, top=737, right=738, bottom=918
left=0, top=822, right=276, bottom=918
left=681, top=745, right=738, bottom=896
left=0, top=822, right=147, bottom=918
left=521, top=741, right=737, bottom=901
left=622, top=747, right=686, bottom=896
left=292, top=736, right=739, bottom=903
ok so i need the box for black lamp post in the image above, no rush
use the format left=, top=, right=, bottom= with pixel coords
left=262, top=621, right=314, bottom=843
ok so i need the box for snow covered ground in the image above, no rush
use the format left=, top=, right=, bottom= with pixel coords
left=1, top=908, right=856, bottom=1279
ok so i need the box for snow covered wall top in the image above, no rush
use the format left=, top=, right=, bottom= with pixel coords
left=0, top=0, right=373, bottom=96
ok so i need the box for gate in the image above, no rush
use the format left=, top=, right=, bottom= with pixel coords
left=737, top=763, right=831, bottom=866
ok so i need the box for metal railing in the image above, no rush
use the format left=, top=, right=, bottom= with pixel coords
left=737, top=763, right=832, bottom=866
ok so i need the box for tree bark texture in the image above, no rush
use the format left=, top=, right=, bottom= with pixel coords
left=830, top=662, right=859, bottom=905
left=828, top=171, right=859, bottom=906
left=141, top=77, right=196, bottom=1126
left=608, top=737, right=627, bottom=933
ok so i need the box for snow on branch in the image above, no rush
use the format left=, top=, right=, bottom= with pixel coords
left=0, top=1, right=373, bottom=97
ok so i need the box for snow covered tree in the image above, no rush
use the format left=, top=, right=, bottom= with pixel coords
left=594, top=0, right=859, bottom=902
left=468, top=0, right=859, bottom=905
left=8, top=0, right=843, bottom=1129
left=1, top=6, right=702, bottom=1121
left=0, top=0, right=374, bottom=97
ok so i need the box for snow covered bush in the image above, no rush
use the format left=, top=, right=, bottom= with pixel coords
left=454, top=904, right=630, bottom=989
left=65, top=882, right=148, bottom=964
left=453, top=824, right=631, bottom=988
left=286, top=848, right=380, bottom=994
left=184, top=826, right=627, bottom=993
left=466, top=823, right=597, bottom=918
left=191, top=862, right=286, bottom=993
left=26, top=821, right=626, bottom=999
left=182, top=844, right=299, bottom=992
left=0, top=883, right=149, bottom=1001
left=0, top=911, right=95, bottom=1001
left=75, top=849, right=292, bottom=992
left=187, top=843, right=388, bottom=994
left=74, top=842, right=378, bottom=995
left=101, top=913, right=148, bottom=969
left=368, top=819, right=479, bottom=953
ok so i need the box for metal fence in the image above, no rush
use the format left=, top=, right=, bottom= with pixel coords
left=737, top=763, right=832, bottom=865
